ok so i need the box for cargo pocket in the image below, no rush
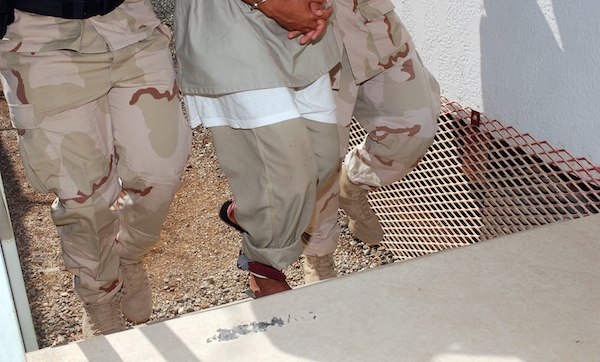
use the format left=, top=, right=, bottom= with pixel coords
left=356, top=0, right=399, bottom=61
left=356, top=0, right=395, bottom=21
left=8, top=103, right=51, bottom=194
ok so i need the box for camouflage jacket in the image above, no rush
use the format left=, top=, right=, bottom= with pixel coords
left=0, top=0, right=160, bottom=54
left=333, top=0, right=413, bottom=84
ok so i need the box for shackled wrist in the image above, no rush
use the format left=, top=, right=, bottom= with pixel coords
left=249, top=0, right=269, bottom=11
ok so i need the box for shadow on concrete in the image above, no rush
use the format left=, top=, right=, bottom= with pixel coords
left=480, top=0, right=599, bottom=160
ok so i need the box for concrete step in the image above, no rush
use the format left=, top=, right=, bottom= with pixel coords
left=26, top=214, right=600, bottom=362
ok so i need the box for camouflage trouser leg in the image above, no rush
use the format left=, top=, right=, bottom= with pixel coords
left=305, top=46, right=440, bottom=256
left=338, top=48, right=440, bottom=188
left=210, top=119, right=339, bottom=270
left=0, top=30, right=191, bottom=303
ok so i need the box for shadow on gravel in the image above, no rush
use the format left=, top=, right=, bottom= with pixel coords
left=0, top=94, right=47, bottom=344
left=0, top=99, right=32, bottom=256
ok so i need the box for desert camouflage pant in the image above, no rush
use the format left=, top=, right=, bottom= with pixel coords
left=304, top=47, right=440, bottom=256
left=0, top=30, right=192, bottom=303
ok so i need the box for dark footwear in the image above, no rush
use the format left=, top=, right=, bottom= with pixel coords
left=249, top=274, right=291, bottom=298
left=219, top=200, right=246, bottom=233
left=237, top=252, right=291, bottom=298
left=247, top=260, right=291, bottom=297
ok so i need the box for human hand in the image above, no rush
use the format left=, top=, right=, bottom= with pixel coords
left=288, top=18, right=327, bottom=45
left=259, top=0, right=332, bottom=34
left=287, top=1, right=332, bottom=44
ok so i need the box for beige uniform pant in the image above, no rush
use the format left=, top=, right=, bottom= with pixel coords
left=304, top=47, right=440, bottom=256
left=210, top=119, right=339, bottom=270
left=1, top=30, right=192, bottom=303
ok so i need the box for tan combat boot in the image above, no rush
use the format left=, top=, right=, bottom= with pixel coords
left=82, top=296, right=127, bottom=338
left=339, top=166, right=383, bottom=245
left=120, top=261, right=152, bottom=324
left=303, top=253, right=337, bottom=284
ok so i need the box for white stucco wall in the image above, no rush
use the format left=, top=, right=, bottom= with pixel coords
left=393, top=0, right=600, bottom=165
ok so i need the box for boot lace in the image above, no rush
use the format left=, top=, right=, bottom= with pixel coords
left=85, top=299, right=126, bottom=335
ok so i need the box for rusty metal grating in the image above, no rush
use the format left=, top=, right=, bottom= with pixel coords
left=348, top=97, right=600, bottom=260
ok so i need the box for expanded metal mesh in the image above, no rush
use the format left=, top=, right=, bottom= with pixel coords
left=348, top=98, right=600, bottom=260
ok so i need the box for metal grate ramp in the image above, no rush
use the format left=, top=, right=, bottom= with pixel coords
left=348, top=97, right=600, bottom=260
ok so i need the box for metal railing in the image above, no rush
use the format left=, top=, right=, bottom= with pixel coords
left=349, top=98, right=600, bottom=260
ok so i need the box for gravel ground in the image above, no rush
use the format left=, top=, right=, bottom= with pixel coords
left=0, top=2, right=396, bottom=349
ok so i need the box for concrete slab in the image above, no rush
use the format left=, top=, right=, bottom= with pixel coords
left=27, top=214, right=600, bottom=362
